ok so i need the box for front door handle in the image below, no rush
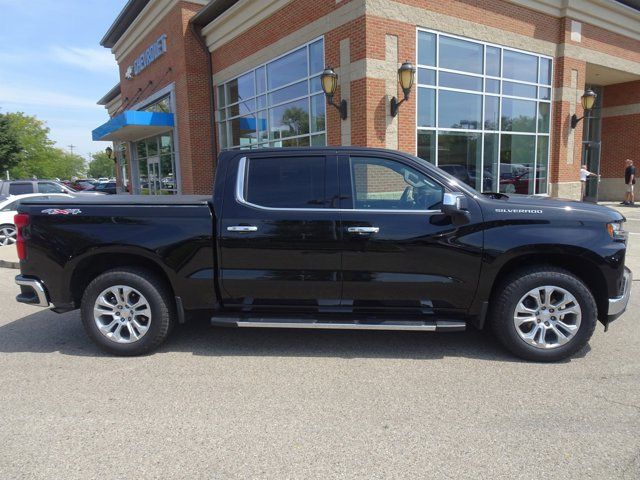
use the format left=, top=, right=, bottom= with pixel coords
left=227, top=225, right=258, bottom=232
left=347, top=226, right=379, bottom=235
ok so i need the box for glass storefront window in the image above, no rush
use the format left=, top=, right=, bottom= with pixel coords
left=438, top=132, right=482, bottom=191
left=217, top=38, right=326, bottom=150
left=134, top=133, right=177, bottom=195
left=438, top=91, right=482, bottom=129
left=439, top=36, right=484, bottom=74
left=416, top=30, right=551, bottom=194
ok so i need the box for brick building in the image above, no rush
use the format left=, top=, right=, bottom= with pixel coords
left=93, top=0, right=640, bottom=201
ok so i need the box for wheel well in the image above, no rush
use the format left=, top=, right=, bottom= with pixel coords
left=489, top=254, right=609, bottom=320
left=70, top=253, right=175, bottom=307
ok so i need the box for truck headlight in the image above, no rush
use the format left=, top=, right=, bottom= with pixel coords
left=607, top=221, right=627, bottom=241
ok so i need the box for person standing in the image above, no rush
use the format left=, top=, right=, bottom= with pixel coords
left=579, top=164, right=597, bottom=201
left=621, top=159, right=636, bottom=206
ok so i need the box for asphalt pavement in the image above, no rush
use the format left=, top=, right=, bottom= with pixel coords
left=0, top=205, right=638, bottom=479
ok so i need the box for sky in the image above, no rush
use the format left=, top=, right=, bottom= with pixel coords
left=0, top=0, right=128, bottom=161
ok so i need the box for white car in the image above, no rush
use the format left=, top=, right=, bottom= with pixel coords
left=0, top=193, right=73, bottom=246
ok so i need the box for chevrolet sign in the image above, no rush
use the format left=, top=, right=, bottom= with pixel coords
left=125, top=34, right=167, bottom=79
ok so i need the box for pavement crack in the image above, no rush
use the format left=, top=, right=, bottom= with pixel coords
left=595, top=395, right=640, bottom=412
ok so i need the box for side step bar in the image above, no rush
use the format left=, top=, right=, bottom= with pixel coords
left=211, top=317, right=466, bottom=332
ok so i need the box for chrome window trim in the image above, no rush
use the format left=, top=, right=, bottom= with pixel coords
left=235, top=156, right=443, bottom=214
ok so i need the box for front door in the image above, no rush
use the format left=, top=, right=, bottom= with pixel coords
left=218, top=152, right=343, bottom=313
left=337, top=154, right=483, bottom=315
left=147, top=156, right=161, bottom=195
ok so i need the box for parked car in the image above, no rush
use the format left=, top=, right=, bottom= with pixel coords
left=13, top=147, right=631, bottom=361
left=94, top=181, right=117, bottom=195
left=0, top=193, right=73, bottom=245
left=0, top=180, right=105, bottom=196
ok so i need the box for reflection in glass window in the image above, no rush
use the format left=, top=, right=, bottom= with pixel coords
left=484, top=96, right=499, bottom=130
left=269, top=98, right=309, bottom=140
left=501, top=98, right=536, bottom=132
left=134, top=133, right=177, bottom=195
left=417, top=88, right=435, bottom=127
left=439, top=91, right=482, bottom=129
left=218, top=39, right=326, bottom=149
left=502, top=81, right=537, bottom=98
left=267, top=47, right=307, bottom=90
left=500, top=135, right=536, bottom=194
left=437, top=132, right=482, bottom=190
left=440, top=72, right=482, bottom=91
left=439, top=36, right=483, bottom=74
left=486, top=47, right=501, bottom=76
left=418, top=68, right=436, bottom=85
left=416, top=30, right=551, bottom=194
left=418, top=31, right=436, bottom=66
left=503, top=50, right=538, bottom=83
left=418, top=131, right=436, bottom=164
left=350, top=157, right=443, bottom=211
left=246, top=156, right=325, bottom=208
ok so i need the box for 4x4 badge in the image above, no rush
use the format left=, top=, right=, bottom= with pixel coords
left=41, top=209, right=82, bottom=215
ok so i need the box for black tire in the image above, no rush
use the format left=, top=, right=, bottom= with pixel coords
left=80, top=267, right=175, bottom=356
left=490, top=266, right=597, bottom=362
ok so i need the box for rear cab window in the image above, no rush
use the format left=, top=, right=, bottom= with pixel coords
left=243, top=156, right=326, bottom=209
left=9, top=183, right=34, bottom=195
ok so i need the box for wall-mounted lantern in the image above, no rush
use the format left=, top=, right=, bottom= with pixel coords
left=390, top=61, right=416, bottom=117
left=321, top=67, right=348, bottom=120
left=570, top=89, right=597, bottom=128
left=105, top=146, right=116, bottom=163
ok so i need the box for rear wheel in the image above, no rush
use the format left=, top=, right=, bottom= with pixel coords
left=80, top=268, right=174, bottom=356
left=0, top=224, right=16, bottom=246
left=490, top=267, right=597, bottom=362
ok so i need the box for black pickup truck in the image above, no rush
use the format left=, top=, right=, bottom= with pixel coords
left=14, top=147, right=632, bottom=361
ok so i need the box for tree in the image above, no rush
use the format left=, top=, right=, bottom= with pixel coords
left=3, top=111, right=86, bottom=179
left=88, top=152, right=115, bottom=179
left=0, top=113, right=21, bottom=174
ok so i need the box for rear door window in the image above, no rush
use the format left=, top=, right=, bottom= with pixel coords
left=9, top=183, right=33, bottom=195
left=245, top=156, right=326, bottom=209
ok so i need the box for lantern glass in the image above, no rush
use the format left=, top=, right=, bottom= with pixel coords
left=398, top=63, right=415, bottom=91
left=581, top=90, right=597, bottom=110
left=321, top=69, right=338, bottom=96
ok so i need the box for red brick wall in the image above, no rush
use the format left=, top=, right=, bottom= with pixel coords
left=116, top=1, right=213, bottom=195
left=600, top=80, right=640, bottom=179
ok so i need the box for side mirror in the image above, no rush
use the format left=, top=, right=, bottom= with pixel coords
left=442, top=192, right=470, bottom=226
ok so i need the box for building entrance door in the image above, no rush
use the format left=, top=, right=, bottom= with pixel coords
left=147, top=156, right=161, bottom=195
left=582, top=141, right=601, bottom=203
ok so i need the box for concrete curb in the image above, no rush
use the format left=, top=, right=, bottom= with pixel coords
left=0, top=259, right=19, bottom=270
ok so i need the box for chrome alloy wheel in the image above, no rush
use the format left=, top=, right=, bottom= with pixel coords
left=93, top=285, right=152, bottom=343
left=513, top=285, right=582, bottom=349
left=0, top=225, right=16, bottom=246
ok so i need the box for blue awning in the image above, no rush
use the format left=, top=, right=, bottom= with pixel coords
left=92, top=110, right=174, bottom=142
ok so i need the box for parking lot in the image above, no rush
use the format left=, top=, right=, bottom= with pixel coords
left=0, top=205, right=638, bottom=480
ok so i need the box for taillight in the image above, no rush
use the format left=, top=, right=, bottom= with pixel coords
left=14, top=213, right=29, bottom=261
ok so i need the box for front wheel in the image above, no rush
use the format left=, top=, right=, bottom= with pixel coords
left=80, top=268, right=175, bottom=356
left=490, top=267, right=597, bottom=362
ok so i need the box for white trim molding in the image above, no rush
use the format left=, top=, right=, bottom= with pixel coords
left=202, top=0, right=293, bottom=51
left=507, top=0, right=640, bottom=42
left=111, top=0, right=208, bottom=63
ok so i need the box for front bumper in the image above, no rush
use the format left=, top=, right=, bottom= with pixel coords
left=15, top=275, right=50, bottom=307
left=607, top=267, right=632, bottom=322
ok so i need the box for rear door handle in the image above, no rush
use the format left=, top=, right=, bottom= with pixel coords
left=347, top=226, right=380, bottom=235
left=227, top=226, right=258, bottom=232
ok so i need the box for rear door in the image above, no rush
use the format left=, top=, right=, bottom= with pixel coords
left=337, top=153, right=484, bottom=315
left=219, top=151, right=342, bottom=313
